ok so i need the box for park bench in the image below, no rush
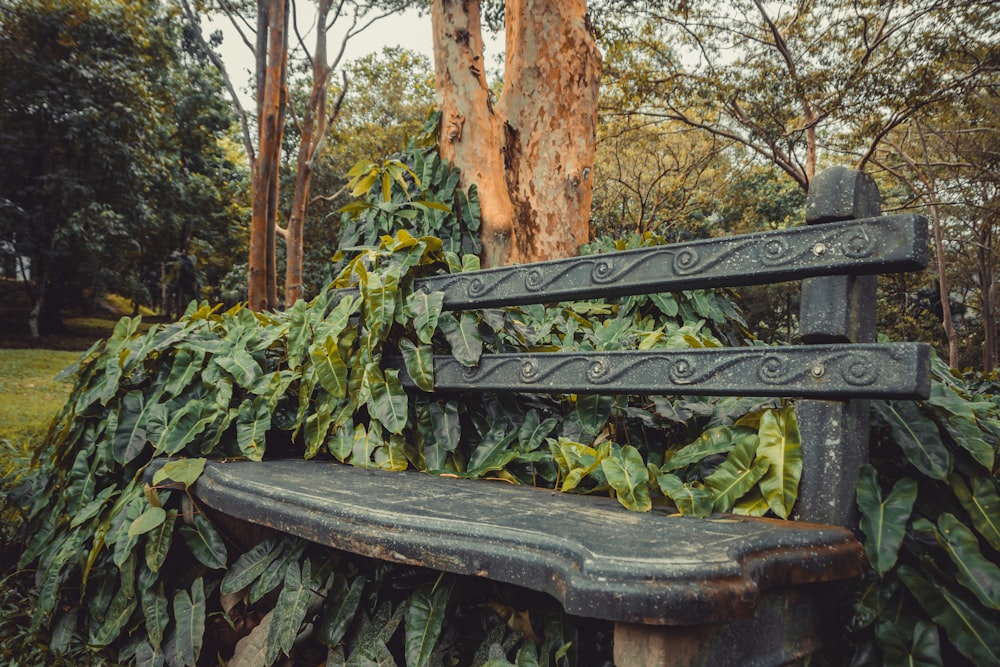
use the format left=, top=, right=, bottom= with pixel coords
left=157, top=167, right=930, bottom=665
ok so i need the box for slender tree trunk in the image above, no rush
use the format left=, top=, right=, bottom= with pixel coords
left=979, top=218, right=997, bottom=371
left=284, top=0, right=334, bottom=307
left=249, top=0, right=288, bottom=312
left=431, top=0, right=601, bottom=266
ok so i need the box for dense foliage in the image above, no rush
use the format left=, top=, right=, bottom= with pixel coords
left=17, top=145, right=1000, bottom=664
left=850, top=358, right=1000, bottom=665
left=0, top=0, right=247, bottom=330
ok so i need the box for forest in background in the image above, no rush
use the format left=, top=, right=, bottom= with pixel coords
left=0, top=0, right=996, bottom=363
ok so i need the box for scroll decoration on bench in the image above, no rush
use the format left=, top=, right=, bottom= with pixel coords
left=420, top=344, right=929, bottom=398
left=417, top=213, right=926, bottom=308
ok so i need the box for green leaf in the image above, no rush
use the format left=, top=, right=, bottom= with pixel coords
left=467, top=425, right=518, bottom=475
left=351, top=422, right=381, bottom=468
left=650, top=292, right=679, bottom=317
left=173, top=578, right=206, bottom=667
left=656, top=473, right=715, bottom=517
left=704, top=435, right=769, bottom=512
left=362, top=270, right=399, bottom=339
left=141, top=583, right=169, bottom=649
left=304, top=399, right=334, bottom=460
left=755, top=406, right=802, bottom=519
left=90, top=580, right=137, bottom=647
left=156, top=399, right=218, bottom=456
left=267, top=559, right=313, bottom=664
left=952, top=471, right=1000, bottom=551
left=572, top=394, right=614, bottom=436
left=874, top=400, right=953, bottom=481
left=518, top=410, right=558, bottom=453
left=152, top=457, right=206, bottom=489
left=312, top=335, right=349, bottom=398
left=144, top=510, right=175, bottom=573
left=404, top=578, right=455, bottom=667
left=550, top=439, right=608, bottom=492
left=934, top=513, right=1000, bottom=610
left=898, top=565, right=1000, bottom=665
left=407, top=291, right=445, bottom=345
left=329, top=422, right=354, bottom=462
left=214, top=347, right=263, bottom=388
left=128, top=506, right=166, bottom=537
left=856, top=465, right=917, bottom=576
left=602, top=445, right=652, bottom=512
left=662, top=426, right=756, bottom=472
left=221, top=537, right=284, bottom=595
left=423, top=401, right=460, bottom=471
left=400, top=339, right=435, bottom=392
left=438, top=312, right=483, bottom=367
left=876, top=619, right=943, bottom=667
left=236, top=398, right=271, bottom=461
left=178, top=514, right=227, bottom=570
left=113, top=390, right=151, bottom=464
left=318, top=573, right=365, bottom=647
left=164, top=348, right=205, bottom=397
left=369, top=368, right=409, bottom=435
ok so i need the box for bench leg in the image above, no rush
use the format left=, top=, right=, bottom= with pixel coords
left=612, top=585, right=834, bottom=666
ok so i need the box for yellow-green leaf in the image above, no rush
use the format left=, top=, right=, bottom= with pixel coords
left=755, top=406, right=802, bottom=519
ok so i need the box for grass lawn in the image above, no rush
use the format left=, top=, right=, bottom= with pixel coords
left=0, top=349, right=81, bottom=441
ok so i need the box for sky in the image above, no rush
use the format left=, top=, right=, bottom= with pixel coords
left=208, top=5, right=503, bottom=106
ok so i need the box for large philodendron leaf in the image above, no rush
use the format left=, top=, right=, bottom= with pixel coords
left=267, top=559, right=312, bottom=665
left=932, top=513, right=1000, bottom=610
left=755, top=406, right=802, bottom=519
left=655, top=473, right=714, bottom=517
left=602, top=445, right=652, bottom=512
left=317, top=572, right=365, bottom=647
left=173, top=578, right=206, bottom=667
left=704, top=434, right=769, bottom=512
left=438, top=311, right=483, bottom=367
left=898, top=566, right=1000, bottom=665
left=236, top=397, right=271, bottom=461
left=876, top=619, right=943, bottom=667
left=399, top=339, right=434, bottom=392
left=951, top=470, right=1000, bottom=551
left=660, top=426, right=755, bottom=473
left=311, top=335, right=349, bottom=399
left=874, top=400, right=953, bottom=481
left=856, top=465, right=917, bottom=577
left=407, top=290, right=445, bottom=345
left=422, top=401, right=461, bottom=471
left=369, top=368, right=409, bottom=435
left=404, top=577, right=455, bottom=667
left=113, top=390, right=153, bottom=464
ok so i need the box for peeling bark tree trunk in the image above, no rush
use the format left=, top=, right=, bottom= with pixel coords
left=249, top=0, right=288, bottom=312
left=431, top=0, right=601, bottom=266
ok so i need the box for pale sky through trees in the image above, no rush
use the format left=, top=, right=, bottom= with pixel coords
left=207, top=6, right=464, bottom=102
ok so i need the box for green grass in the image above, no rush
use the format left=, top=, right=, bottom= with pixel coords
left=0, top=349, right=81, bottom=444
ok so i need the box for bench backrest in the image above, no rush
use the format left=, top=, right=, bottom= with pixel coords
left=394, top=166, right=930, bottom=527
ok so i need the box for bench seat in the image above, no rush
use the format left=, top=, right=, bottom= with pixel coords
left=154, top=458, right=863, bottom=619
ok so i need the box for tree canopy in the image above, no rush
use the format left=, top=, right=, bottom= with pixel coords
left=0, top=0, right=247, bottom=334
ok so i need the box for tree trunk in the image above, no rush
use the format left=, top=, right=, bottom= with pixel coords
left=249, top=0, right=288, bottom=312
left=284, top=0, right=335, bottom=307
left=431, top=0, right=601, bottom=267
left=979, top=217, right=996, bottom=372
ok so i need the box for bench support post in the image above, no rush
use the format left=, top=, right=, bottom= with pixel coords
left=794, top=166, right=882, bottom=526
left=612, top=585, right=835, bottom=666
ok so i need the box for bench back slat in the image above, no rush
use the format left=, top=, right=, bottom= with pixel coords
left=414, top=214, right=927, bottom=310
left=398, top=342, right=930, bottom=399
